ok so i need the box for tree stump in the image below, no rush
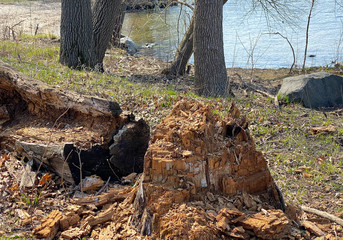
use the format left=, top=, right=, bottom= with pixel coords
left=133, top=99, right=285, bottom=237
left=0, top=61, right=149, bottom=184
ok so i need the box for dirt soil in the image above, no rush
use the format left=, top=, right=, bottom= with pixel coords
left=0, top=1, right=61, bottom=38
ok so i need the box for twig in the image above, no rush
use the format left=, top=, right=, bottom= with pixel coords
left=95, top=177, right=110, bottom=196
left=11, top=20, right=25, bottom=29
left=36, top=107, right=70, bottom=174
left=170, top=0, right=194, bottom=10
left=34, top=24, right=39, bottom=36
left=266, top=32, right=296, bottom=73
left=61, top=149, right=73, bottom=191
left=302, top=0, right=315, bottom=72
left=29, top=108, right=70, bottom=190
left=301, top=205, right=343, bottom=227
left=242, top=81, right=275, bottom=99
left=106, top=158, right=120, bottom=181
left=77, top=149, right=83, bottom=197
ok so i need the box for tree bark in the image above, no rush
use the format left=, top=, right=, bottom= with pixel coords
left=0, top=61, right=149, bottom=185
left=194, top=0, right=228, bottom=97
left=111, top=4, right=126, bottom=48
left=163, top=17, right=194, bottom=76
left=59, top=0, right=96, bottom=69
left=164, top=0, right=227, bottom=77
left=92, top=0, right=123, bottom=71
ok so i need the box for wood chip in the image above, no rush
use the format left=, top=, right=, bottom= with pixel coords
left=302, top=220, right=325, bottom=236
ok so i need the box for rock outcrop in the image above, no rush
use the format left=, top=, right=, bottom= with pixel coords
left=278, top=72, right=343, bottom=108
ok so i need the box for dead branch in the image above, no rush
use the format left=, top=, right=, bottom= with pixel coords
left=267, top=32, right=296, bottom=73
left=95, top=177, right=111, bottom=196
left=301, top=205, right=343, bottom=227
left=73, top=187, right=134, bottom=207
left=303, top=0, right=315, bottom=72
left=242, top=81, right=275, bottom=99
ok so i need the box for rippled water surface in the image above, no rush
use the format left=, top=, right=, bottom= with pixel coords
left=121, top=1, right=343, bottom=68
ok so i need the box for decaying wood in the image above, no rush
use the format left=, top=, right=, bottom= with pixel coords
left=131, top=99, right=287, bottom=238
left=242, top=81, right=275, bottom=99
left=32, top=99, right=339, bottom=239
left=33, top=210, right=62, bottom=240
left=0, top=61, right=149, bottom=184
left=238, top=209, right=290, bottom=239
left=302, top=220, right=325, bottom=236
left=309, top=125, right=337, bottom=135
left=72, top=187, right=134, bottom=207
left=144, top=100, right=279, bottom=198
left=60, top=212, right=80, bottom=231
left=81, top=203, right=118, bottom=229
left=301, top=205, right=343, bottom=227
left=0, top=61, right=122, bottom=126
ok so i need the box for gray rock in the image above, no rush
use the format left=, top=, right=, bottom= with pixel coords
left=20, top=161, right=36, bottom=188
left=120, top=36, right=138, bottom=56
left=278, top=72, right=343, bottom=108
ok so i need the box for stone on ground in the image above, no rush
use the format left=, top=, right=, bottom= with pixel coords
left=278, top=72, right=343, bottom=108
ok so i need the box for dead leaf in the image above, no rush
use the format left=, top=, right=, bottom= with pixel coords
left=302, top=172, right=313, bottom=179
left=9, top=183, right=19, bottom=192
left=39, top=173, right=51, bottom=186
left=0, top=153, right=9, bottom=167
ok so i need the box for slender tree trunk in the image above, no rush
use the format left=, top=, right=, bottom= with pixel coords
left=194, top=0, right=228, bottom=97
left=302, top=0, right=315, bottom=72
left=59, top=0, right=96, bottom=69
left=163, top=17, right=194, bottom=76
left=92, top=0, right=123, bottom=71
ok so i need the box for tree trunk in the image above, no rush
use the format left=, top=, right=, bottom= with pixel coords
left=164, top=0, right=227, bottom=77
left=59, top=0, right=96, bottom=69
left=111, top=4, right=126, bottom=48
left=92, top=0, right=123, bottom=71
left=163, top=17, right=194, bottom=76
left=193, top=0, right=228, bottom=97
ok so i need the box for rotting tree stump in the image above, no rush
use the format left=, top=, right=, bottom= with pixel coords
left=33, top=100, right=298, bottom=240
left=132, top=99, right=285, bottom=237
left=0, top=61, right=149, bottom=184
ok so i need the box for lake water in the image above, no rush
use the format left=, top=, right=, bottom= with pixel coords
left=121, top=1, right=343, bottom=69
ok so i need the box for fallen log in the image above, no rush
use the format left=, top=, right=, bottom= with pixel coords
left=0, top=61, right=149, bottom=184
